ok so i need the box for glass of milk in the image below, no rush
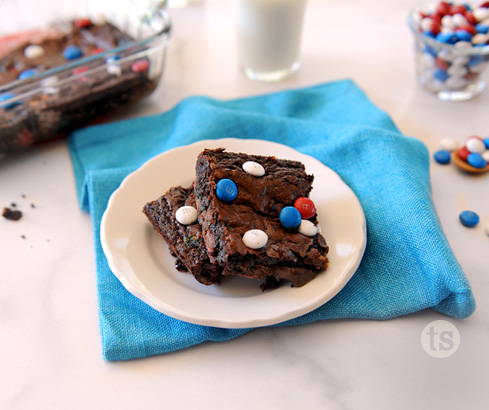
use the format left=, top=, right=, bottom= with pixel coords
left=235, top=0, right=307, bottom=81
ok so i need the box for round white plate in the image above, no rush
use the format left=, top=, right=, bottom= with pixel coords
left=101, top=139, right=366, bottom=328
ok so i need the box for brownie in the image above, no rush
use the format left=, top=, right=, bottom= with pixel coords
left=0, top=20, right=156, bottom=154
left=143, top=185, right=221, bottom=286
left=195, top=148, right=329, bottom=287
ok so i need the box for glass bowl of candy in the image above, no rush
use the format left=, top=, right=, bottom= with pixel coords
left=0, top=0, right=171, bottom=156
left=408, top=1, right=489, bottom=101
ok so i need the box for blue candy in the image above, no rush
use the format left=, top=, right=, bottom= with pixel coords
left=423, top=31, right=436, bottom=39
left=279, top=206, right=302, bottom=230
left=476, top=24, right=489, bottom=34
left=424, top=45, right=437, bottom=58
left=63, top=45, right=83, bottom=60
left=433, top=150, right=451, bottom=164
left=0, top=92, right=21, bottom=109
left=483, top=137, right=489, bottom=149
left=468, top=55, right=484, bottom=66
left=436, top=32, right=458, bottom=44
left=106, top=55, right=121, bottom=63
left=216, top=178, right=238, bottom=203
left=18, top=68, right=38, bottom=80
left=467, top=153, right=487, bottom=168
left=433, top=69, right=449, bottom=82
left=459, top=210, right=479, bottom=228
left=455, top=30, right=472, bottom=42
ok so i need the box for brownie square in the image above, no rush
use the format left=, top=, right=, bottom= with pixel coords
left=195, top=148, right=329, bottom=287
left=143, top=185, right=221, bottom=286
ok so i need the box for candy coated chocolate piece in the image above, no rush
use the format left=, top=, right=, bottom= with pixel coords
left=175, top=206, right=198, bottom=225
left=131, top=59, right=149, bottom=73
left=298, top=220, right=318, bottom=237
left=63, top=45, right=83, bottom=60
left=216, top=178, right=238, bottom=203
left=459, top=210, right=479, bottom=227
left=242, top=229, right=268, bottom=249
left=467, top=153, right=487, bottom=168
left=457, top=146, right=470, bottom=161
left=466, top=137, right=486, bottom=153
left=439, top=138, right=459, bottom=152
left=294, top=197, right=316, bottom=219
left=434, top=150, right=451, bottom=164
left=242, top=161, right=265, bottom=177
left=279, top=206, right=302, bottom=230
left=24, top=44, right=44, bottom=59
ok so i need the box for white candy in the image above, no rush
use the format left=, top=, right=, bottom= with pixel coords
left=446, top=76, right=468, bottom=90
left=466, top=138, right=486, bottom=153
left=474, top=7, right=489, bottom=22
left=175, top=206, right=197, bottom=225
left=439, top=138, right=459, bottom=152
left=441, top=15, right=455, bottom=29
left=454, top=41, right=472, bottom=49
left=485, top=223, right=489, bottom=237
left=482, top=151, right=489, bottom=162
left=448, top=65, right=468, bottom=77
left=420, top=54, right=436, bottom=69
left=24, top=45, right=44, bottom=59
left=421, top=18, right=434, bottom=32
left=107, top=64, right=122, bottom=76
left=472, top=34, right=488, bottom=44
left=42, top=76, right=59, bottom=94
left=452, top=13, right=468, bottom=27
left=298, top=220, right=318, bottom=237
left=242, top=229, right=268, bottom=249
left=242, top=161, right=265, bottom=177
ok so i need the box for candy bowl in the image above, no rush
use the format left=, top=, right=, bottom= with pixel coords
left=452, top=136, right=489, bottom=173
left=408, top=1, right=489, bottom=101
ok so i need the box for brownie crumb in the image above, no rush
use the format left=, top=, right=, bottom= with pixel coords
left=21, top=235, right=26, bottom=240
left=30, top=203, right=36, bottom=209
left=21, top=194, right=26, bottom=199
left=2, top=207, right=23, bottom=221
left=11, top=202, right=17, bottom=208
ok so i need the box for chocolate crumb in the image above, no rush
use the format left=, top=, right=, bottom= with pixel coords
left=30, top=203, right=36, bottom=209
left=2, top=207, right=23, bottom=221
left=11, top=202, right=17, bottom=208
left=21, top=235, right=26, bottom=240
left=21, top=194, right=26, bottom=199
left=46, top=239, right=51, bottom=243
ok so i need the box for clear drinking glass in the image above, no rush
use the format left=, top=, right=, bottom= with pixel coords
left=408, top=9, right=489, bottom=102
left=235, top=0, right=307, bottom=82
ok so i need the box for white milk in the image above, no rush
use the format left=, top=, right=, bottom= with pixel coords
left=235, top=0, right=307, bottom=80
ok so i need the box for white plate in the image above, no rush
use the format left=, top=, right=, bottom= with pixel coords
left=101, top=139, right=366, bottom=328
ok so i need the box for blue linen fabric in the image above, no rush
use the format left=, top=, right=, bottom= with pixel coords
left=68, top=79, right=475, bottom=361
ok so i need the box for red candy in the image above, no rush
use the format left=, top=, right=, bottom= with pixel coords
left=435, top=57, right=449, bottom=70
left=294, top=197, right=316, bottom=219
left=75, top=18, right=92, bottom=29
left=91, top=48, right=105, bottom=55
left=465, top=12, right=477, bottom=25
left=481, top=1, right=489, bottom=8
left=457, top=25, right=476, bottom=35
left=457, top=147, right=470, bottom=161
left=73, top=66, right=89, bottom=75
left=451, top=4, right=467, bottom=15
left=131, top=59, right=149, bottom=73
left=437, top=1, right=451, bottom=16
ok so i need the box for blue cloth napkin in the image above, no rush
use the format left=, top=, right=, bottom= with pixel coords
left=68, top=79, right=475, bottom=361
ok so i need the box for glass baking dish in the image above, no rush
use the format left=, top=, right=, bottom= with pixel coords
left=0, top=0, right=171, bottom=156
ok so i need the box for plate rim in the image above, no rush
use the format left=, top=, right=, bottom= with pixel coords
left=100, top=138, right=367, bottom=328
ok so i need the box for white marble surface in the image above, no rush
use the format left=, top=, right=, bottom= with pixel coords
left=1, top=1, right=488, bottom=409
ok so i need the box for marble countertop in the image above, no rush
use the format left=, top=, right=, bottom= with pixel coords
left=1, top=1, right=488, bottom=409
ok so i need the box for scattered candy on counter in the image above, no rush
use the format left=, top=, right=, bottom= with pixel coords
left=242, top=229, right=268, bottom=249
left=439, top=137, right=460, bottom=151
left=216, top=178, right=238, bottom=203
left=175, top=205, right=198, bottom=225
left=242, top=161, right=265, bottom=177
left=279, top=206, right=302, bottom=230
left=63, top=45, right=84, bottom=61
left=434, top=149, right=452, bottom=164
left=24, top=44, right=44, bottom=59
left=18, top=68, right=38, bottom=80
left=294, top=197, right=316, bottom=219
left=413, top=1, right=489, bottom=94
left=0, top=92, right=21, bottom=110
left=131, top=59, right=149, bottom=73
left=298, top=219, right=318, bottom=237
left=459, top=210, right=480, bottom=227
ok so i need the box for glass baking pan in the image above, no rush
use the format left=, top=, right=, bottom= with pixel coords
left=0, top=0, right=171, bottom=156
